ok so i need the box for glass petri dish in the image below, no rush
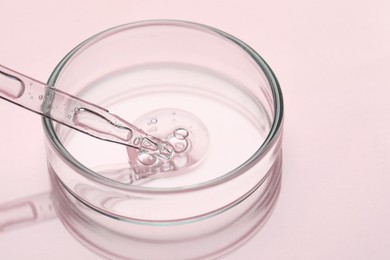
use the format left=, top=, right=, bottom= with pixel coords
left=43, top=20, right=284, bottom=259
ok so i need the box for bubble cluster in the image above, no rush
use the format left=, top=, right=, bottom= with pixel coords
left=127, top=108, right=209, bottom=182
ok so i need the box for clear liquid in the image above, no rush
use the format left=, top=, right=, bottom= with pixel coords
left=58, top=63, right=270, bottom=188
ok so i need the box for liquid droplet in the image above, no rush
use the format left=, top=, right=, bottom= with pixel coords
left=38, top=95, right=43, bottom=100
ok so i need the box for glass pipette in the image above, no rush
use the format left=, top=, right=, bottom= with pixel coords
left=0, top=65, right=174, bottom=158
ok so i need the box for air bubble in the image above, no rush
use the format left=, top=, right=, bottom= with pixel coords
left=147, top=117, right=158, bottom=125
left=133, top=137, right=141, bottom=146
left=174, top=128, right=189, bottom=140
left=138, top=153, right=156, bottom=165
left=168, top=136, right=188, bottom=153
left=127, top=108, right=209, bottom=181
left=175, top=142, right=186, bottom=151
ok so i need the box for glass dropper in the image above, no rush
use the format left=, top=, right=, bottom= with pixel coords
left=0, top=64, right=174, bottom=159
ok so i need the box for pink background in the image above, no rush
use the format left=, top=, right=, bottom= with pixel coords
left=1, top=0, right=390, bottom=259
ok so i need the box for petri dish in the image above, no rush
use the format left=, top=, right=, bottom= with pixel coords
left=43, top=20, right=284, bottom=259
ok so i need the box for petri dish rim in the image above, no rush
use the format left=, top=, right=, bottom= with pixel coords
left=42, top=19, right=284, bottom=195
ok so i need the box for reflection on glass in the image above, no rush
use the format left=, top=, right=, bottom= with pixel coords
left=0, top=152, right=280, bottom=259
left=0, top=193, right=55, bottom=233
left=49, top=153, right=282, bottom=260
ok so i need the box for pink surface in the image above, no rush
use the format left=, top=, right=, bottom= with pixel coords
left=1, top=0, right=390, bottom=259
